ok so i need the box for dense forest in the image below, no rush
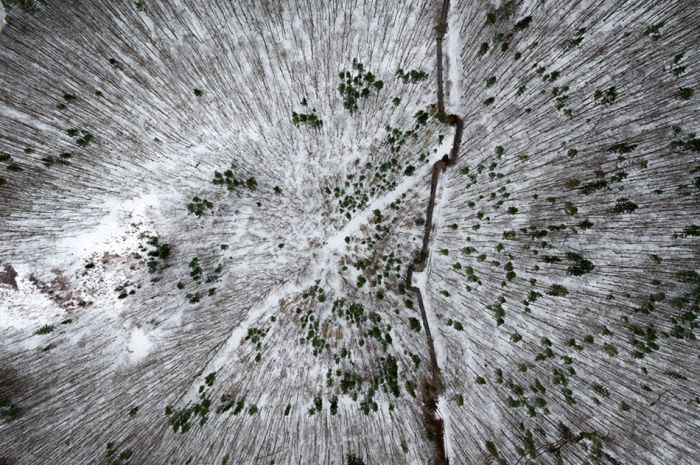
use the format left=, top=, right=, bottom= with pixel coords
left=0, top=1, right=698, bottom=464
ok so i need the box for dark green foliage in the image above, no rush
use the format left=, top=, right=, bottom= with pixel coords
left=613, top=198, right=638, bottom=214
left=672, top=53, right=686, bottom=76
left=608, top=142, right=637, bottom=154
left=0, top=397, right=22, bottom=423
left=485, top=440, right=506, bottom=465
left=244, top=327, right=269, bottom=348
left=212, top=168, right=246, bottom=191
left=146, top=236, right=170, bottom=273
left=188, top=257, right=202, bottom=281
left=547, top=284, right=568, bottom=297
left=187, top=196, right=213, bottom=217
left=165, top=375, right=216, bottom=433
left=193, top=88, right=203, bottom=97
left=565, top=179, right=580, bottom=189
left=677, top=87, right=695, bottom=101
left=564, top=201, right=578, bottom=216
left=592, top=383, right=610, bottom=398
left=676, top=270, right=700, bottom=284
left=670, top=132, right=699, bottom=153
left=543, top=70, right=560, bottom=83
left=292, top=109, right=323, bottom=129
left=338, top=59, right=382, bottom=113
left=385, top=124, right=420, bottom=153
left=75, top=132, right=94, bottom=147
left=513, top=16, right=532, bottom=32
left=665, top=371, right=688, bottom=381
left=645, top=22, right=664, bottom=41
left=568, top=28, right=586, bottom=47
left=489, top=300, right=505, bottom=325
left=603, top=343, right=618, bottom=356
left=566, top=252, right=594, bottom=276
left=629, top=323, right=659, bottom=358
left=594, top=87, right=617, bottom=105
left=479, top=42, right=489, bottom=56
left=396, top=68, right=428, bottom=84
left=346, top=454, right=366, bottom=465
left=580, top=179, right=607, bottom=195
left=34, top=324, right=54, bottom=335
left=553, top=85, right=570, bottom=111
left=106, top=443, right=133, bottom=465
left=678, top=225, right=700, bottom=237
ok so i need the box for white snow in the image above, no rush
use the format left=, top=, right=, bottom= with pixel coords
left=54, top=192, right=164, bottom=265
left=0, top=266, right=60, bottom=331
left=446, top=7, right=462, bottom=112
left=125, top=326, right=154, bottom=364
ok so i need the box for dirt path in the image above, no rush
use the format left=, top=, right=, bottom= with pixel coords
left=403, top=1, right=461, bottom=463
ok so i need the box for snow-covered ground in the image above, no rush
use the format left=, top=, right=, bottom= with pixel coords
left=1, top=1, right=699, bottom=465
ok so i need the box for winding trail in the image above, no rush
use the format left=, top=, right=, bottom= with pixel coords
left=404, top=1, right=462, bottom=463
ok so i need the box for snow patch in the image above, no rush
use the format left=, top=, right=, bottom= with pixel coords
left=125, top=326, right=154, bottom=364
left=55, top=192, right=162, bottom=263
left=445, top=7, right=462, bottom=112
left=0, top=265, right=63, bottom=331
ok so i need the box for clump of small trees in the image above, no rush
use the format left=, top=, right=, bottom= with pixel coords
left=0, top=397, right=22, bottom=423
left=292, top=98, right=323, bottom=129
left=186, top=196, right=213, bottom=216
left=338, top=59, right=384, bottom=113
left=396, top=68, right=428, bottom=84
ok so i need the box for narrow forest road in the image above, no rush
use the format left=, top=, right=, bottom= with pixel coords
left=404, top=0, right=463, bottom=463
